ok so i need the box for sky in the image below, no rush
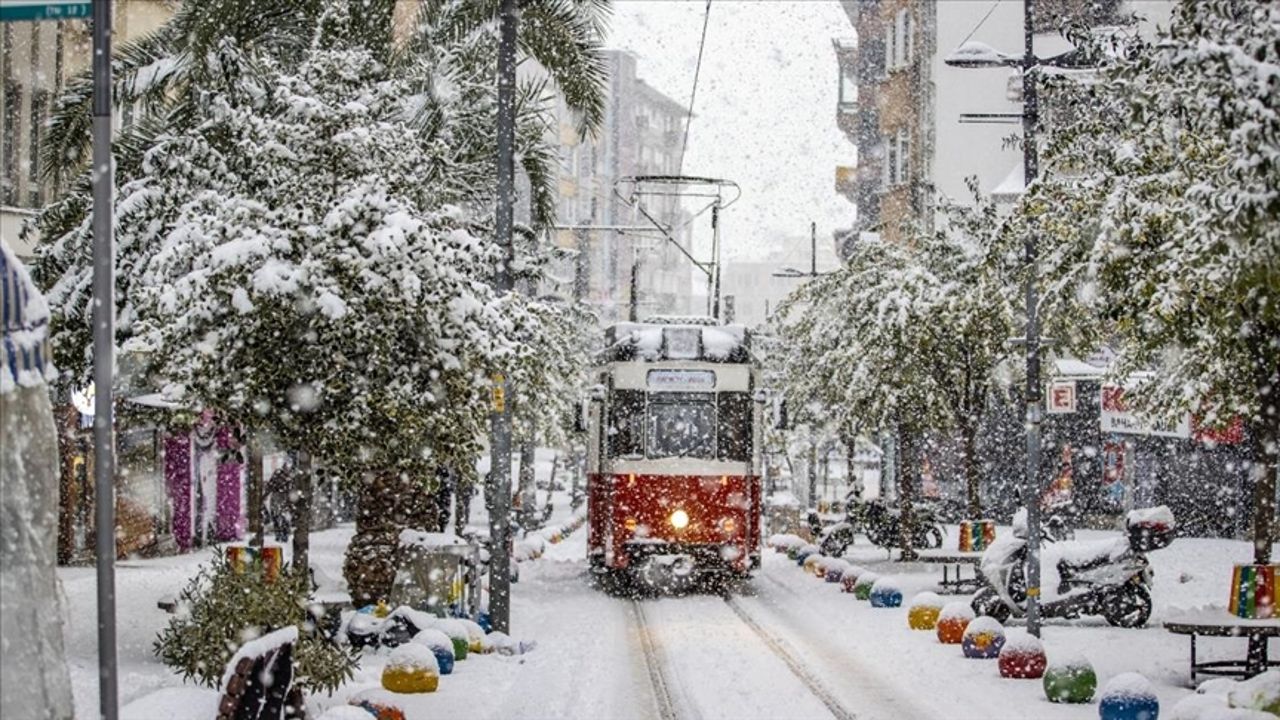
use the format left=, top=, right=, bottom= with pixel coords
left=604, top=1, right=855, bottom=265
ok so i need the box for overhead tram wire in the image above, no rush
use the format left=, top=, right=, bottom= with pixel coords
left=677, top=0, right=713, bottom=177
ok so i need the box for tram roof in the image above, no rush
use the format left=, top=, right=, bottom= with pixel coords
left=600, top=321, right=752, bottom=364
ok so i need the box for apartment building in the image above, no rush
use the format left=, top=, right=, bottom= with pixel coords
left=834, top=0, right=1162, bottom=257
left=546, top=50, right=695, bottom=323
left=0, top=1, right=174, bottom=259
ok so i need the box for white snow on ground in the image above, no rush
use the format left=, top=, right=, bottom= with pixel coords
left=61, top=498, right=1275, bottom=719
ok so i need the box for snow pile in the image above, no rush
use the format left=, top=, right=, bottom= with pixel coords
left=486, top=631, right=537, bottom=656
left=768, top=533, right=806, bottom=550
left=870, top=576, right=902, bottom=593
left=910, top=591, right=943, bottom=609
left=1000, top=631, right=1044, bottom=655
left=1174, top=672, right=1280, bottom=718
left=1127, top=506, right=1176, bottom=528
left=317, top=706, right=379, bottom=720
left=398, top=529, right=468, bottom=550
left=1102, top=672, right=1157, bottom=700
left=120, top=687, right=220, bottom=720
left=515, top=534, right=548, bottom=561
left=939, top=601, right=975, bottom=621
left=963, top=616, right=1005, bottom=639
left=386, top=643, right=439, bottom=673
left=411, top=629, right=455, bottom=654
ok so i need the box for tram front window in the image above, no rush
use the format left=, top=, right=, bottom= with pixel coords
left=647, top=394, right=715, bottom=459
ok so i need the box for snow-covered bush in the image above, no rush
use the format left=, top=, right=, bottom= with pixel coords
left=154, top=552, right=357, bottom=693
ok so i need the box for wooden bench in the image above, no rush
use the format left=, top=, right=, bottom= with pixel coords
left=1164, top=610, right=1280, bottom=683
left=914, top=550, right=984, bottom=595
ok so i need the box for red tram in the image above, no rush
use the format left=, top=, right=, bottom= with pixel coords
left=584, top=319, right=764, bottom=585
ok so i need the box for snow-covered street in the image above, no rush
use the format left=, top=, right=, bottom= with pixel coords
left=57, top=491, right=1272, bottom=720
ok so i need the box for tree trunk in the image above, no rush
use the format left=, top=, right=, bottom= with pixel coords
left=344, top=470, right=435, bottom=607
left=963, top=424, right=982, bottom=519
left=898, top=426, right=918, bottom=561
left=55, top=403, right=79, bottom=564
left=842, top=431, right=861, bottom=499
left=292, top=451, right=313, bottom=577
left=246, top=429, right=265, bottom=549
left=517, top=440, right=536, bottom=530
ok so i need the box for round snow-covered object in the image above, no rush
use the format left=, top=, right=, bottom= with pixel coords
left=348, top=690, right=408, bottom=720
left=1043, top=654, right=1097, bottom=704
left=824, top=559, right=849, bottom=583
left=961, top=616, right=1006, bottom=658
left=908, top=592, right=944, bottom=630
left=795, top=544, right=820, bottom=565
left=431, top=619, right=470, bottom=660
left=853, top=572, right=881, bottom=601
left=1099, top=672, right=1158, bottom=720
left=869, top=577, right=903, bottom=608
left=1228, top=669, right=1280, bottom=714
left=998, top=632, right=1047, bottom=679
left=411, top=629, right=455, bottom=675
left=456, top=618, right=486, bottom=653
left=936, top=602, right=974, bottom=644
left=803, top=553, right=823, bottom=574
left=381, top=644, right=440, bottom=693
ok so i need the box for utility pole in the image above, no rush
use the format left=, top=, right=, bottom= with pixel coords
left=1019, top=0, right=1045, bottom=640
left=91, top=0, right=119, bottom=717
left=489, top=0, right=518, bottom=635
left=944, top=0, right=1048, bottom=640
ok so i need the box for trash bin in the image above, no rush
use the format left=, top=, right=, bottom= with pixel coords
left=392, top=531, right=473, bottom=617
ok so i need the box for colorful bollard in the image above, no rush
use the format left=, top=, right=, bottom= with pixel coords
left=411, top=629, right=456, bottom=676
left=841, top=569, right=861, bottom=594
left=825, top=560, right=848, bottom=583
left=1098, top=672, right=1158, bottom=720
left=1043, top=655, right=1097, bottom=704
left=998, top=632, right=1047, bottom=679
left=908, top=592, right=943, bottom=630
left=958, top=519, right=997, bottom=552
left=962, top=616, right=1006, bottom=658
left=936, top=602, right=974, bottom=644
left=869, top=577, right=903, bottom=608
left=853, top=572, right=881, bottom=601
left=381, top=645, right=440, bottom=694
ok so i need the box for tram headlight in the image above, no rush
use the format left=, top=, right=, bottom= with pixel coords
left=669, top=509, right=690, bottom=530
left=719, top=517, right=737, bottom=535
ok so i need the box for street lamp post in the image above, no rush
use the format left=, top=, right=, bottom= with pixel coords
left=489, top=0, right=518, bottom=635
left=945, top=0, right=1046, bottom=638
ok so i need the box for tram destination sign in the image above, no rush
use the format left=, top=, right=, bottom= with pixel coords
left=0, top=0, right=91, bottom=22
left=647, top=369, right=716, bottom=391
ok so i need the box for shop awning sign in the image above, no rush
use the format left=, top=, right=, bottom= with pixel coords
left=1100, top=385, right=1190, bottom=438
left=1046, top=380, right=1077, bottom=414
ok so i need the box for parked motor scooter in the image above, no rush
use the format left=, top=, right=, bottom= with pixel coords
left=818, top=494, right=945, bottom=556
left=971, top=505, right=1175, bottom=628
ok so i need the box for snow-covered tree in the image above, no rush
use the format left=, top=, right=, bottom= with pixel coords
left=778, top=238, right=955, bottom=558
left=1033, top=0, right=1279, bottom=563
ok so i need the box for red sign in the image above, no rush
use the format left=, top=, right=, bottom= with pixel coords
left=1192, top=415, right=1245, bottom=445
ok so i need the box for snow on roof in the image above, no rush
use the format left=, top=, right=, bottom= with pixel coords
left=1053, top=357, right=1106, bottom=379
left=603, top=321, right=751, bottom=363
left=946, top=40, right=1021, bottom=66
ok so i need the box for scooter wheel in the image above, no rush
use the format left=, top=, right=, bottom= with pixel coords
left=972, top=587, right=1012, bottom=624
left=1103, top=584, right=1152, bottom=628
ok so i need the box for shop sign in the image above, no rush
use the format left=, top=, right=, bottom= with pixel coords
left=1100, top=385, right=1190, bottom=438
left=1046, top=380, right=1077, bottom=414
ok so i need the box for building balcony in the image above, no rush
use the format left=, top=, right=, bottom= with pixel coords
left=835, top=165, right=858, bottom=202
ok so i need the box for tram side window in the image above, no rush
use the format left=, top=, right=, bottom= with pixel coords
left=608, top=390, right=646, bottom=458
left=717, top=392, right=753, bottom=461
left=647, top=394, right=716, bottom=459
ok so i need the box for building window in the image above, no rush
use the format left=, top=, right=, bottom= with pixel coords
left=885, top=139, right=897, bottom=188
left=883, top=23, right=895, bottom=75
left=896, top=129, right=911, bottom=185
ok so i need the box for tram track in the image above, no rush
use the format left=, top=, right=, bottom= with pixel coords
left=630, top=598, right=683, bottom=720
left=630, top=589, right=859, bottom=720
left=721, top=594, right=860, bottom=720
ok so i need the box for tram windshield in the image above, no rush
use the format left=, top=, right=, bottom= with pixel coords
left=646, top=394, right=715, bottom=458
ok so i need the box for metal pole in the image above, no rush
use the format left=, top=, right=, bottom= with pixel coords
left=710, top=202, right=721, bottom=320
left=91, top=0, right=119, bottom=716
left=628, top=252, right=639, bottom=322
left=488, top=0, right=518, bottom=635
left=1022, top=0, right=1044, bottom=639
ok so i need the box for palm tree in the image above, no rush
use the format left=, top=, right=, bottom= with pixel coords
left=38, top=0, right=609, bottom=241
